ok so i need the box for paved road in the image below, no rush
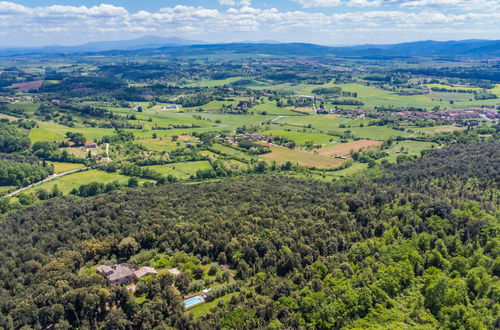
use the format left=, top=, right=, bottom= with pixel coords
left=4, top=168, right=88, bottom=198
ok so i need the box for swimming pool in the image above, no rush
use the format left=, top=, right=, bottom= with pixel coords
left=184, top=296, right=204, bottom=308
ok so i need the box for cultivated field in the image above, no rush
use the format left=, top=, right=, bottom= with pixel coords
left=49, top=162, right=86, bottom=174
left=316, top=140, right=383, bottom=156
left=260, top=144, right=343, bottom=169
left=6, top=80, right=43, bottom=92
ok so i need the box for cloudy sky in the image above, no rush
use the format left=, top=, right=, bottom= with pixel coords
left=1, top=0, right=499, bottom=47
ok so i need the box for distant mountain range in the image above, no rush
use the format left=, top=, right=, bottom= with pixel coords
left=0, top=36, right=205, bottom=56
left=1, top=37, right=499, bottom=59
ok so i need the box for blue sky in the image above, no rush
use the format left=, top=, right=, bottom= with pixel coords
left=1, top=0, right=499, bottom=47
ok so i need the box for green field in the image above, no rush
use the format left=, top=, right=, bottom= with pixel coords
left=423, top=83, right=481, bottom=91
left=49, top=162, right=86, bottom=173
left=250, top=101, right=301, bottom=115
left=345, top=126, right=416, bottom=140
left=186, top=77, right=244, bottom=87
left=0, top=186, right=16, bottom=196
left=260, top=144, right=343, bottom=169
left=276, top=114, right=370, bottom=131
left=30, top=121, right=113, bottom=143
left=413, top=125, right=466, bottom=135
left=262, top=129, right=336, bottom=145
left=6, top=102, right=39, bottom=114
left=183, top=100, right=241, bottom=112
left=145, top=161, right=213, bottom=179
left=21, top=169, right=134, bottom=195
left=135, top=136, right=198, bottom=152
left=490, top=84, right=500, bottom=96
left=382, top=141, right=436, bottom=162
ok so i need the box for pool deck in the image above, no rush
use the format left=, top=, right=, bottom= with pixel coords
left=184, top=295, right=205, bottom=310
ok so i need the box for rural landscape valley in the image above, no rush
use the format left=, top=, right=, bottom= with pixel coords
left=0, top=1, right=499, bottom=329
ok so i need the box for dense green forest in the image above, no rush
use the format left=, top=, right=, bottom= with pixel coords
left=0, top=159, right=52, bottom=186
left=0, top=121, right=30, bottom=154
left=0, top=142, right=497, bottom=329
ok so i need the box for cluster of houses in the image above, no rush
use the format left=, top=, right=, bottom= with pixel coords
left=396, top=108, right=499, bottom=122
left=96, top=264, right=183, bottom=286
left=0, top=96, right=35, bottom=104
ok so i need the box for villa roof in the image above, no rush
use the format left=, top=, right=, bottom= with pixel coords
left=107, top=265, right=133, bottom=282
left=168, top=268, right=182, bottom=276
left=96, top=265, right=113, bottom=274
left=134, top=266, right=158, bottom=279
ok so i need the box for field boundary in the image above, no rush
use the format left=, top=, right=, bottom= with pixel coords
left=4, top=167, right=89, bottom=198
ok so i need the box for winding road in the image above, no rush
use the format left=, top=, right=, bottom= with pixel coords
left=4, top=168, right=88, bottom=198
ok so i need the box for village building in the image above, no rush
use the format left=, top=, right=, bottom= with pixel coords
left=162, top=104, right=179, bottom=110
left=167, top=268, right=182, bottom=276
left=85, top=142, right=98, bottom=149
left=97, top=264, right=158, bottom=286
left=134, top=266, right=158, bottom=280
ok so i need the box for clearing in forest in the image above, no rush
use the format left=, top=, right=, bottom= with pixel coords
left=260, top=144, right=343, bottom=169
left=315, top=140, right=383, bottom=156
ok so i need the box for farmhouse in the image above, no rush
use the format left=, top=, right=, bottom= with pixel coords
left=162, top=104, right=179, bottom=110
left=98, top=264, right=135, bottom=285
left=97, top=264, right=158, bottom=285
left=134, top=266, right=158, bottom=279
left=85, top=142, right=98, bottom=149
left=168, top=268, right=182, bottom=276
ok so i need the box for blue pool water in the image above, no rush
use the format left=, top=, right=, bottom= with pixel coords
left=184, top=296, right=204, bottom=308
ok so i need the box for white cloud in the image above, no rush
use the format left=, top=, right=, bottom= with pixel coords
left=294, top=0, right=342, bottom=8
left=0, top=1, right=28, bottom=14
left=399, top=0, right=500, bottom=10
left=219, top=0, right=252, bottom=6
left=0, top=1, right=497, bottom=46
left=348, top=0, right=383, bottom=7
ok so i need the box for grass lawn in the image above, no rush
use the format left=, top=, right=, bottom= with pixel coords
left=189, top=293, right=237, bottom=319
left=260, top=144, right=343, bottom=169
left=49, top=162, right=86, bottom=174
left=22, top=169, right=134, bottom=195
